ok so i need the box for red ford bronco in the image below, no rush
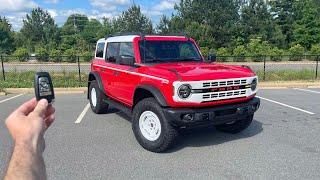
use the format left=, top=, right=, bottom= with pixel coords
left=88, top=33, right=260, bottom=152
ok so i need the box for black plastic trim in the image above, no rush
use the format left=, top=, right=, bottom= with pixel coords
left=135, top=85, right=169, bottom=107
left=87, top=72, right=104, bottom=99
left=163, top=97, right=260, bottom=127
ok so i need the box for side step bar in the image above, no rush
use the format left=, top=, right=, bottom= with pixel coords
left=103, top=97, right=132, bottom=117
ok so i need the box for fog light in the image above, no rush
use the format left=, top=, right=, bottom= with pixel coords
left=182, top=114, right=194, bottom=121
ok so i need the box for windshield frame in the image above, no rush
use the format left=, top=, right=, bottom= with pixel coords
left=139, top=40, right=204, bottom=64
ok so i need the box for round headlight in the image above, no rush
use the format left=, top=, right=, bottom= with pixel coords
left=178, top=84, right=192, bottom=99
left=251, top=78, right=257, bottom=91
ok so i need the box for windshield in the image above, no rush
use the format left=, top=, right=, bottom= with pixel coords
left=139, top=41, right=203, bottom=63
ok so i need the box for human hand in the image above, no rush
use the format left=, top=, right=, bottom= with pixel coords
left=5, top=98, right=55, bottom=153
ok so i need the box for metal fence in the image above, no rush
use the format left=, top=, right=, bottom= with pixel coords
left=0, top=55, right=319, bottom=88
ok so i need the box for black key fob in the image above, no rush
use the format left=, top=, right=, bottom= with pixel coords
left=34, top=72, right=55, bottom=103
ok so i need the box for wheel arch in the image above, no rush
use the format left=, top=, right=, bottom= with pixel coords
left=133, top=85, right=168, bottom=107
left=87, top=72, right=104, bottom=99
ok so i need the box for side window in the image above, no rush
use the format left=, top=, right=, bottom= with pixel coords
left=180, top=43, right=197, bottom=58
left=119, top=42, right=134, bottom=57
left=106, top=42, right=120, bottom=63
left=95, top=43, right=105, bottom=58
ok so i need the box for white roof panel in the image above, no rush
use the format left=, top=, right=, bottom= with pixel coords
left=107, top=35, right=139, bottom=42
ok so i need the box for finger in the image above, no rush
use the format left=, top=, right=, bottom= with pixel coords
left=15, top=98, right=37, bottom=116
left=45, top=105, right=55, bottom=118
left=45, top=114, right=55, bottom=130
left=33, top=99, right=49, bottom=118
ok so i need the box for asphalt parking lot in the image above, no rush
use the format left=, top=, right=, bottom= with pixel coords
left=1, top=88, right=320, bottom=179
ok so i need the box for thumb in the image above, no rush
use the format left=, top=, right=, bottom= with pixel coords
left=33, top=99, right=49, bottom=118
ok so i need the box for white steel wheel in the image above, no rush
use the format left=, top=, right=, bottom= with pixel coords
left=139, top=111, right=162, bottom=141
left=91, top=87, right=97, bottom=107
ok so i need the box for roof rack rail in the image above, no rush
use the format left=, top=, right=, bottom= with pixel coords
left=105, top=32, right=188, bottom=39
left=105, top=32, right=144, bottom=39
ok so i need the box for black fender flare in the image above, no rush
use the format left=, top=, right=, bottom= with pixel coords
left=134, top=85, right=168, bottom=107
left=87, top=72, right=104, bottom=99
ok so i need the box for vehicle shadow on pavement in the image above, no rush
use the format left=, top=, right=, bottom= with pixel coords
left=167, top=119, right=263, bottom=153
left=114, top=111, right=263, bottom=153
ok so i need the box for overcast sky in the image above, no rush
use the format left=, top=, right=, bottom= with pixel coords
left=0, top=0, right=179, bottom=31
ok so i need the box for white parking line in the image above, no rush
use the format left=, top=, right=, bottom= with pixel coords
left=75, top=103, right=90, bottom=124
left=293, top=88, right=320, bottom=94
left=256, top=96, right=315, bottom=115
left=0, top=94, right=24, bottom=104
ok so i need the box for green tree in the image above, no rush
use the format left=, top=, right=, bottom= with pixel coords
left=113, top=5, right=153, bottom=33
left=269, top=0, right=295, bottom=48
left=49, top=49, right=62, bottom=62
left=216, top=47, right=230, bottom=62
left=239, top=0, right=275, bottom=44
left=292, top=0, right=320, bottom=49
left=233, top=45, right=247, bottom=62
left=13, top=48, right=29, bottom=62
left=0, top=16, right=15, bottom=55
left=20, top=7, right=58, bottom=52
left=157, top=15, right=170, bottom=34
left=185, top=22, right=215, bottom=49
left=289, top=44, right=305, bottom=61
left=174, top=0, right=240, bottom=48
left=309, top=44, right=320, bottom=61
left=81, top=19, right=103, bottom=51
left=60, top=14, right=89, bottom=52
left=35, top=46, right=49, bottom=62
left=269, top=47, right=284, bottom=62
left=246, top=38, right=270, bottom=62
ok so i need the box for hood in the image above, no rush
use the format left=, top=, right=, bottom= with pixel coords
left=151, top=62, right=255, bottom=81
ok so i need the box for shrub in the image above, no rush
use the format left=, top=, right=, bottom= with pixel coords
left=246, top=38, right=270, bottom=62
left=80, top=51, right=93, bottom=62
left=233, top=45, right=246, bottom=62
left=49, top=49, right=62, bottom=62
left=200, top=47, right=209, bottom=59
left=216, top=47, right=229, bottom=62
left=269, top=47, right=284, bottom=62
left=12, top=48, right=29, bottom=62
left=289, top=44, right=304, bottom=61
left=35, top=47, right=49, bottom=62
left=309, top=44, right=320, bottom=61
left=63, top=48, right=77, bottom=63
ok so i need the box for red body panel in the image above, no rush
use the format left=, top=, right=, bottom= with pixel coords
left=91, top=36, right=256, bottom=108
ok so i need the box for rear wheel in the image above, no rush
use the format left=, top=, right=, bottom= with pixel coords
left=215, top=115, right=253, bottom=134
left=89, top=80, right=109, bottom=114
left=132, top=98, right=179, bottom=153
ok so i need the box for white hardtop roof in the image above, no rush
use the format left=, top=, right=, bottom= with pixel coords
left=97, top=35, right=187, bottom=43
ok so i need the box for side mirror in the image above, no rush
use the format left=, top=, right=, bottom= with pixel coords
left=119, top=55, right=135, bottom=66
left=208, top=54, right=217, bottom=62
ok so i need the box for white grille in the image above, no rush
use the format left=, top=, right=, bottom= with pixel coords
left=202, top=90, right=247, bottom=102
left=203, top=79, right=247, bottom=88
left=172, top=76, right=258, bottom=103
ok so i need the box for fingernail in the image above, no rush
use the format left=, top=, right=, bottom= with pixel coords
left=39, top=99, right=48, bottom=106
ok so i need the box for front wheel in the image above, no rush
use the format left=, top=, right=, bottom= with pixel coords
left=215, top=115, right=253, bottom=134
left=132, top=98, right=179, bottom=153
left=89, top=80, right=109, bottom=114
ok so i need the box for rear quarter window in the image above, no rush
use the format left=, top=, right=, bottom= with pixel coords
left=96, top=43, right=105, bottom=58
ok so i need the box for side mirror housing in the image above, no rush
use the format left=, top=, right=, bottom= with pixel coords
left=119, top=55, right=135, bottom=66
left=208, top=54, right=217, bottom=62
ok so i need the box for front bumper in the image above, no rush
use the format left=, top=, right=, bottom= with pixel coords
left=163, top=97, right=260, bottom=127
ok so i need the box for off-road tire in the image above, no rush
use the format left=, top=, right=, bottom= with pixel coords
left=132, top=98, right=179, bottom=153
left=215, top=115, right=253, bottom=134
left=89, top=80, right=109, bottom=114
